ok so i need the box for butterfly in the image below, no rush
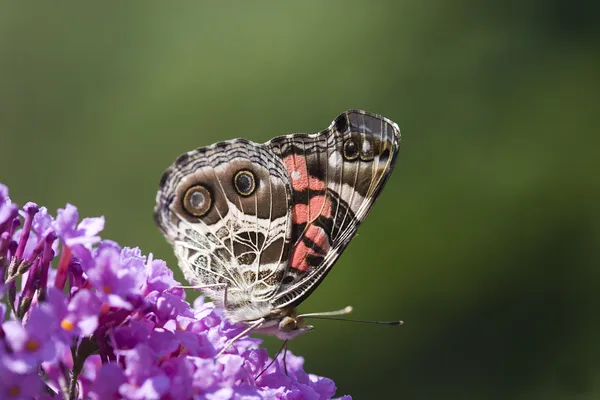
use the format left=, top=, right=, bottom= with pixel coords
left=154, top=110, right=401, bottom=354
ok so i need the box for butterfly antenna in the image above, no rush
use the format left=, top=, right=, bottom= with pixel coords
left=297, top=305, right=354, bottom=318
left=298, top=306, right=403, bottom=326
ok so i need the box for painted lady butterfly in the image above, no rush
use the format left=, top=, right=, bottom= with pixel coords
left=154, top=110, right=401, bottom=354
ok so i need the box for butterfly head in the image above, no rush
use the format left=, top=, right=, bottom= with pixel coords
left=277, top=315, right=314, bottom=340
left=254, top=307, right=314, bottom=340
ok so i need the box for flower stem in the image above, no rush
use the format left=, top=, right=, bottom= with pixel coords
left=69, top=337, right=99, bottom=400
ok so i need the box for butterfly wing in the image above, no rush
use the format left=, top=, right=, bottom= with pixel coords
left=154, top=110, right=400, bottom=316
left=154, top=139, right=294, bottom=308
left=266, top=110, right=401, bottom=308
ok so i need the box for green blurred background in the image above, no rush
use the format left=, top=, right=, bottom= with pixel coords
left=1, top=1, right=599, bottom=398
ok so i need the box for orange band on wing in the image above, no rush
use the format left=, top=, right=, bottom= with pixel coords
left=290, top=224, right=331, bottom=271
left=283, top=154, right=326, bottom=192
left=283, top=153, right=334, bottom=271
left=292, top=195, right=332, bottom=224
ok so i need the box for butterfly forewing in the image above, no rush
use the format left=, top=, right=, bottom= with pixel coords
left=266, top=110, right=400, bottom=308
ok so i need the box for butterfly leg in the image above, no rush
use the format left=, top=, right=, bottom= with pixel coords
left=174, top=283, right=230, bottom=309
left=216, top=318, right=265, bottom=358
left=281, top=339, right=289, bottom=376
left=254, top=339, right=289, bottom=380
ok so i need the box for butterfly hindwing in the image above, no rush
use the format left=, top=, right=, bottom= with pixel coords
left=154, top=140, right=294, bottom=307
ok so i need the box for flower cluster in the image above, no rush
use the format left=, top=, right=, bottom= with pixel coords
left=0, top=184, right=348, bottom=399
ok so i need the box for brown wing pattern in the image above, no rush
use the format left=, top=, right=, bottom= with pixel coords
left=154, top=110, right=400, bottom=314
left=154, top=140, right=294, bottom=306
left=266, top=110, right=401, bottom=308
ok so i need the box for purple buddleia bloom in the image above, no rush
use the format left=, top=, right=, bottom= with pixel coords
left=32, top=206, right=54, bottom=237
left=13, top=203, right=39, bottom=264
left=147, top=290, right=193, bottom=322
left=119, top=344, right=170, bottom=399
left=54, top=203, right=104, bottom=267
left=40, top=344, right=73, bottom=395
left=46, top=287, right=101, bottom=339
left=77, top=355, right=102, bottom=395
left=11, top=229, right=37, bottom=266
left=142, top=254, right=180, bottom=294
left=112, top=319, right=153, bottom=350
left=0, top=369, right=43, bottom=400
left=0, top=184, right=350, bottom=400
left=2, top=305, right=59, bottom=373
left=0, top=184, right=18, bottom=231
left=120, top=247, right=146, bottom=273
left=55, top=204, right=103, bottom=248
left=88, top=363, right=126, bottom=399
left=85, top=245, right=139, bottom=309
left=146, top=328, right=180, bottom=357
left=31, top=207, right=59, bottom=255
left=160, top=357, right=195, bottom=399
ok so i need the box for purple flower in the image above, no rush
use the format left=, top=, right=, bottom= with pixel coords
left=55, top=204, right=104, bottom=248
left=119, top=344, right=170, bottom=399
left=88, top=362, right=126, bottom=399
left=160, top=357, right=195, bottom=399
left=14, top=203, right=39, bottom=262
left=32, top=206, right=54, bottom=237
left=147, top=290, right=194, bottom=322
left=85, top=246, right=140, bottom=309
left=0, top=369, right=43, bottom=400
left=51, top=288, right=101, bottom=338
left=0, top=184, right=18, bottom=231
left=143, top=254, right=180, bottom=294
left=54, top=203, right=104, bottom=269
left=2, top=305, right=59, bottom=373
left=0, top=183, right=349, bottom=399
